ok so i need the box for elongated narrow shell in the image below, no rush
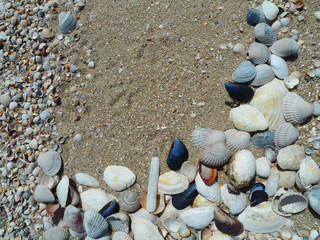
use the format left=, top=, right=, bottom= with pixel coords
left=254, top=23, right=277, bottom=46
left=274, top=122, right=299, bottom=148
left=265, top=169, right=279, bottom=197
left=131, top=218, right=164, bottom=240
left=262, top=1, right=279, bottom=21
left=297, top=157, right=320, bottom=187
left=220, top=184, right=247, bottom=215
left=232, top=61, right=257, bottom=83
left=250, top=79, right=288, bottom=130
left=75, top=173, right=100, bottom=187
left=199, top=142, right=230, bottom=167
left=64, top=205, right=84, bottom=233
left=180, top=161, right=196, bottom=183
left=179, top=207, right=214, bottom=229
left=56, top=175, right=69, bottom=207
left=43, top=227, right=70, bottom=240
left=277, top=145, right=305, bottom=170
left=251, top=64, right=275, bottom=87
left=84, top=210, right=109, bottom=239
left=119, top=190, right=140, bottom=213
left=271, top=38, right=300, bottom=58
left=80, top=189, right=116, bottom=212
left=282, top=92, right=314, bottom=125
left=269, top=55, right=288, bottom=79
left=147, top=157, right=159, bottom=212
left=195, top=174, right=221, bottom=203
left=34, top=185, right=55, bottom=203
left=158, top=171, right=189, bottom=195
left=112, top=232, right=132, bottom=240
left=256, top=157, right=271, bottom=178
left=59, top=12, right=77, bottom=34
left=248, top=42, right=270, bottom=64
left=192, top=127, right=225, bottom=149
left=278, top=191, right=308, bottom=215
left=37, top=150, right=62, bottom=176
left=225, top=129, right=250, bottom=152
left=213, top=207, right=244, bottom=236
left=103, top=165, right=136, bottom=191
left=238, top=202, right=286, bottom=233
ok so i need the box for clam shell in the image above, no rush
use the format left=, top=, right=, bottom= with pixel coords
left=250, top=79, right=288, bottom=130
left=129, top=208, right=160, bottom=226
left=228, top=150, right=256, bottom=188
left=56, top=175, right=69, bottom=207
left=59, top=12, right=77, bottom=34
left=112, top=232, right=132, bottom=240
left=224, top=129, right=250, bottom=152
left=139, top=190, right=165, bottom=214
left=195, top=174, right=221, bottom=203
left=246, top=9, right=260, bottom=26
left=297, top=156, right=320, bottom=187
left=238, top=202, right=286, bottom=233
left=131, top=218, right=164, bottom=240
left=163, top=218, right=190, bottom=238
left=38, top=172, right=58, bottom=190
left=307, top=186, right=320, bottom=215
left=255, top=157, right=271, bottom=178
left=158, top=171, right=189, bottom=195
left=274, top=122, right=299, bottom=148
left=278, top=191, right=308, bottom=215
left=192, top=194, right=218, bottom=208
left=248, top=42, right=270, bottom=65
left=147, top=157, right=159, bottom=212
left=64, top=205, right=84, bottom=233
left=119, top=190, right=141, bottom=213
left=284, top=76, right=299, bottom=89
left=232, top=61, right=257, bottom=83
left=262, top=1, right=279, bottom=21
left=103, top=165, right=136, bottom=191
left=271, top=38, right=300, bottom=58
left=180, top=160, right=196, bottom=183
left=265, top=169, right=279, bottom=196
left=75, top=173, right=100, bottom=187
left=252, top=130, right=275, bottom=148
left=254, top=23, right=277, bottom=46
left=80, top=189, right=116, bottom=212
left=220, top=184, right=247, bottom=215
left=37, top=150, right=62, bottom=176
left=277, top=145, right=305, bottom=170
left=229, top=104, right=269, bottom=132
left=179, top=207, right=214, bottom=229
left=106, top=212, right=130, bottom=233
left=251, top=64, right=275, bottom=86
left=43, top=227, right=70, bottom=240
left=213, top=207, right=244, bottom=236
left=269, top=54, right=288, bottom=79
left=197, top=161, right=217, bottom=185
left=84, top=210, right=109, bottom=238
left=282, top=92, right=314, bottom=125
left=191, top=127, right=225, bottom=149
left=199, top=142, right=230, bottom=167
left=34, top=185, right=55, bottom=203
left=278, top=171, right=296, bottom=189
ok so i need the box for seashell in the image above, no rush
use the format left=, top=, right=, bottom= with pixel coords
left=279, top=227, right=293, bottom=240
left=278, top=171, right=296, bottom=189
left=192, top=194, right=218, bottom=208
left=252, top=130, right=275, bottom=148
left=163, top=218, right=190, bottom=238
left=248, top=42, right=270, bottom=65
left=265, top=169, right=279, bottom=197
left=131, top=218, right=164, bottom=240
left=262, top=1, right=279, bottom=21
left=166, top=137, right=189, bottom=171
left=251, top=64, right=275, bottom=87
left=158, top=171, right=189, bottom=195
left=179, top=207, right=214, bottom=229
left=231, top=61, right=257, bottom=83
left=246, top=9, right=260, bottom=26
left=112, top=232, right=132, bottom=240
left=195, top=174, right=221, bottom=203
left=75, top=173, right=100, bottom=187
left=180, top=160, right=196, bottom=183
left=106, top=212, right=130, bottom=233
left=271, top=38, right=300, bottom=58
left=38, top=172, right=58, bottom=190
left=118, top=190, right=140, bottom=213
left=224, top=82, right=254, bottom=103
left=249, top=183, right=265, bottom=200
left=69, top=186, right=80, bottom=205
left=80, top=189, right=116, bottom=212
left=220, top=184, right=247, bottom=215
left=172, top=183, right=198, bottom=210
left=249, top=190, right=268, bottom=207
left=37, top=150, right=62, bottom=176
left=139, top=190, right=165, bottom=214
left=254, top=23, right=277, bottom=46
left=307, top=186, right=320, bottom=215
left=255, top=157, right=271, bottom=178
left=83, top=210, right=109, bottom=239
left=225, top=129, right=250, bottom=152
left=272, top=187, right=291, bottom=217
left=129, top=208, right=160, bottom=225
left=56, top=175, right=69, bottom=207
left=269, top=54, right=288, bottom=79
left=197, top=160, right=217, bottom=185
left=103, top=165, right=136, bottom=191
left=59, top=12, right=77, bottom=34
left=41, top=28, right=55, bottom=39
left=191, top=127, right=225, bottom=149
left=238, top=202, right=286, bottom=233
left=297, top=157, right=320, bottom=188
left=43, top=227, right=70, bottom=240
left=34, top=185, right=55, bottom=203
left=277, top=145, right=305, bottom=170
left=147, top=157, right=159, bottom=212
left=64, top=205, right=84, bottom=234
left=46, top=201, right=60, bottom=215
left=282, top=92, right=314, bottom=125
left=313, top=101, right=320, bottom=116
left=213, top=206, right=244, bottom=236
left=199, top=142, right=230, bottom=167
left=98, top=199, right=119, bottom=218
left=85, top=235, right=110, bottom=240
left=160, top=203, right=180, bottom=222
left=284, top=76, right=299, bottom=89
left=52, top=207, right=65, bottom=225
left=228, top=149, right=256, bottom=189
left=229, top=104, right=269, bottom=132
left=278, top=191, right=308, bottom=215
left=274, top=122, right=299, bottom=148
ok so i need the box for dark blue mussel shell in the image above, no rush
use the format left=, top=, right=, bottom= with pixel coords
left=224, top=82, right=254, bottom=103
left=250, top=190, right=268, bottom=207
left=252, top=129, right=275, bottom=148
left=172, top=183, right=198, bottom=210
left=249, top=183, right=265, bottom=200
left=98, top=199, right=119, bottom=218
left=246, top=9, right=260, bottom=26
left=166, top=137, right=189, bottom=171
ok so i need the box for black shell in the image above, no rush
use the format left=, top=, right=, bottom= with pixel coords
left=98, top=199, right=119, bottom=218
left=224, top=82, right=254, bottom=103
left=172, top=183, right=198, bottom=210
left=246, top=9, right=260, bottom=26
left=166, top=137, right=189, bottom=171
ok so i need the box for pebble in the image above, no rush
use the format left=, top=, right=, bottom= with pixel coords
left=233, top=43, right=245, bottom=54
left=70, top=64, right=78, bottom=73
left=280, top=18, right=290, bottom=26
left=0, top=94, right=12, bottom=106
left=9, top=101, right=18, bottom=110
left=74, top=133, right=82, bottom=142
left=88, top=61, right=94, bottom=68
left=9, top=52, right=17, bottom=62
left=315, top=11, right=320, bottom=21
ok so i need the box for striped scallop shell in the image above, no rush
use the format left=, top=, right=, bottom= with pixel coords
left=297, top=157, right=320, bottom=188
left=64, top=205, right=84, bottom=233
left=269, top=55, right=288, bottom=79
left=254, top=23, right=277, bottom=46
left=43, top=227, right=70, bottom=240
left=255, top=157, right=271, bottom=178
left=282, top=92, right=314, bottom=125
left=118, top=190, right=140, bottom=213
left=59, top=12, right=77, bottom=34
left=225, top=129, right=250, bottom=152
left=220, top=184, right=247, bottom=215
left=251, top=64, right=275, bottom=87
left=199, top=142, right=230, bottom=167
left=262, top=1, right=279, bottom=21
left=191, top=127, right=225, bottom=149
left=271, top=38, right=300, bottom=58
left=274, top=122, right=299, bottom=148
left=34, top=185, right=55, bottom=203
left=107, top=212, right=130, bottom=233
left=84, top=210, right=109, bottom=239
left=248, top=42, right=270, bottom=65
left=112, top=232, right=132, bottom=240
left=37, top=150, right=62, bottom=176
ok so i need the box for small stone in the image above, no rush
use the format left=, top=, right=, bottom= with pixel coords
left=233, top=43, right=245, bottom=54
left=315, top=69, right=320, bottom=78
left=315, top=11, right=320, bottom=21
left=29, top=139, right=38, bottom=150
left=74, top=134, right=82, bottom=142
left=9, top=101, right=17, bottom=110
left=0, top=94, right=12, bottom=107
left=280, top=18, right=290, bottom=26
left=9, top=52, right=17, bottom=62
left=70, top=64, right=77, bottom=73
left=88, top=61, right=94, bottom=68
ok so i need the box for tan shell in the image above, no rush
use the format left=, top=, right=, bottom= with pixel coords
left=180, top=161, right=196, bottom=183
left=255, top=157, right=271, bottom=178
left=199, top=142, right=230, bottom=167
left=224, top=129, right=251, bottom=152
left=37, top=150, right=62, bottom=176
left=274, top=122, right=299, bottom=148
left=278, top=171, right=296, bottom=189
left=277, top=145, right=305, bottom=171
left=192, top=127, right=225, bottom=149
left=41, top=28, right=55, bottom=39
left=158, top=171, right=189, bottom=195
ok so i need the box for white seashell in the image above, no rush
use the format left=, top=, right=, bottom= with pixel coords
left=158, top=171, right=189, bottom=194
left=163, top=218, right=190, bottom=238
left=179, top=207, right=214, bottom=229
left=59, top=12, right=77, bottom=34
left=75, top=173, right=100, bottom=187
left=255, top=157, right=271, bottom=178
left=279, top=227, right=293, bottom=240
left=278, top=191, right=308, bottom=215
left=131, top=218, right=164, bottom=240
left=106, top=212, right=130, bottom=233
left=238, top=202, right=286, bottom=233
left=224, top=129, right=250, bottom=152
left=199, top=142, right=230, bottom=167
left=37, top=150, right=62, bottom=176
left=284, top=76, right=299, bottom=89
left=274, top=122, right=299, bottom=148
left=278, top=171, right=297, bottom=189
left=64, top=205, right=84, bottom=233
left=112, top=232, right=132, bottom=240
left=160, top=203, right=180, bottom=222
left=297, top=157, right=320, bottom=188
left=262, top=1, right=279, bottom=21
left=195, top=174, right=220, bottom=203
left=147, top=157, right=159, bottom=212
left=247, top=42, right=270, bottom=65
left=271, top=38, right=300, bottom=58
left=282, top=92, right=314, bottom=125
left=56, top=175, right=69, bottom=207
left=272, top=187, right=291, bottom=217
left=192, top=194, right=218, bottom=208
left=269, top=54, right=288, bottom=79
left=191, top=127, right=225, bottom=149
left=34, top=185, right=55, bottom=203
left=229, top=104, right=269, bottom=132
left=84, top=210, right=109, bottom=239
left=254, top=23, right=277, bottom=46
left=228, top=150, right=256, bottom=188
left=277, top=145, right=305, bottom=170
left=251, top=64, right=275, bottom=87
left=85, top=235, right=110, bottom=240
left=210, top=230, right=233, bottom=240
left=220, top=184, right=247, bottom=214
left=233, top=43, right=245, bottom=54
left=43, top=226, right=70, bottom=240
left=80, top=189, right=116, bottom=212
left=129, top=208, right=160, bottom=226
left=103, top=165, right=136, bottom=191
left=265, top=169, right=279, bottom=196
left=180, top=160, right=196, bottom=183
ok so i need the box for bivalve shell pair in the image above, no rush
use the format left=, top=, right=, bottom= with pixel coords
left=232, top=61, right=257, bottom=83
left=271, top=38, right=300, bottom=58
left=59, top=12, right=77, bottom=34
left=220, top=184, right=247, bottom=214
left=269, top=54, right=288, bottom=79
left=254, top=23, right=277, bottom=46
left=103, top=165, right=136, bottom=191
left=248, top=42, right=270, bottom=65
left=37, top=150, right=62, bottom=176
left=274, top=122, right=299, bottom=148
left=224, top=129, right=250, bottom=152
left=277, top=145, right=305, bottom=171
left=296, top=157, right=320, bottom=190
left=251, top=64, right=275, bottom=87
left=83, top=210, right=109, bottom=239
